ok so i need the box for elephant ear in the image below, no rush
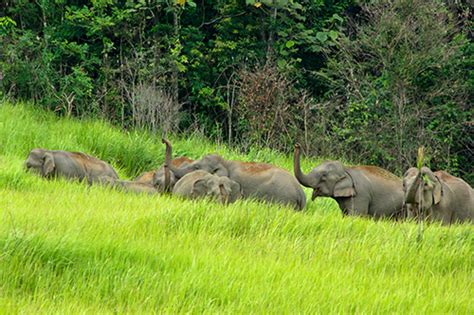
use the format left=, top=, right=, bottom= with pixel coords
left=228, top=181, right=242, bottom=203
left=192, top=179, right=208, bottom=198
left=433, top=176, right=443, bottom=205
left=219, top=183, right=229, bottom=204
left=42, top=152, right=55, bottom=177
left=333, top=172, right=356, bottom=197
left=212, top=164, right=228, bottom=177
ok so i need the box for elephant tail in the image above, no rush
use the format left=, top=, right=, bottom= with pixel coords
left=296, top=188, right=307, bottom=211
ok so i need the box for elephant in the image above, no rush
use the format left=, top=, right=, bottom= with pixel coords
left=164, top=140, right=306, bottom=210
left=403, top=167, right=474, bottom=224
left=25, top=148, right=118, bottom=184
left=98, top=176, right=158, bottom=194
left=133, top=155, right=193, bottom=192
left=172, top=170, right=242, bottom=204
left=293, top=144, right=404, bottom=218
left=133, top=170, right=156, bottom=184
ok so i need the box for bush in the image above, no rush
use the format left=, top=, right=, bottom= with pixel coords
left=233, top=62, right=311, bottom=151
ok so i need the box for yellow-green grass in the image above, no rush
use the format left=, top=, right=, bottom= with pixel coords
left=0, top=101, right=473, bottom=313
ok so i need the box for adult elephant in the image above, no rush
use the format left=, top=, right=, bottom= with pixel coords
left=164, top=140, right=306, bottom=210
left=173, top=170, right=242, bottom=204
left=403, top=167, right=474, bottom=224
left=25, top=148, right=118, bottom=184
left=293, top=144, right=403, bottom=218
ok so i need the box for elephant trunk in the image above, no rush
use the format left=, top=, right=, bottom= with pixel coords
left=162, top=138, right=172, bottom=192
left=168, top=162, right=190, bottom=179
left=294, top=144, right=313, bottom=188
left=219, top=183, right=229, bottom=204
left=405, top=170, right=422, bottom=204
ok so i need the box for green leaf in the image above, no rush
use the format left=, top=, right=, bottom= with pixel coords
left=332, top=13, right=343, bottom=23
left=285, top=40, right=295, bottom=48
left=309, top=45, right=322, bottom=52
left=277, top=59, right=287, bottom=68
left=292, top=2, right=303, bottom=10
left=316, top=32, right=328, bottom=43
left=328, top=30, right=339, bottom=41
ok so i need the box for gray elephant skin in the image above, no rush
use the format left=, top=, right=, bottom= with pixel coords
left=25, top=148, right=118, bottom=184
left=98, top=176, right=157, bottom=194
left=134, top=156, right=194, bottom=190
left=166, top=141, right=306, bottom=210
left=173, top=170, right=242, bottom=204
left=403, top=167, right=474, bottom=224
left=294, top=144, right=403, bottom=218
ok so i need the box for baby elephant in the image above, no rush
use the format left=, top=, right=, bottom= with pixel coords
left=25, top=148, right=118, bottom=184
left=98, top=176, right=157, bottom=194
left=134, top=157, right=194, bottom=192
left=403, top=166, right=474, bottom=224
left=173, top=170, right=242, bottom=204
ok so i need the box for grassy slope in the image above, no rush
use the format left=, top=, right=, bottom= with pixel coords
left=0, top=102, right=472, bottom=313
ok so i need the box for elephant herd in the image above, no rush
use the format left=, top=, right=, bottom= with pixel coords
left=24, top=140, right=474, bottom=225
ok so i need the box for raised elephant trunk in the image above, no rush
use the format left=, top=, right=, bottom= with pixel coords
left=294, top=143, right=313, bottom=188
left=405, top=170, right=422, bottom=204
left=162, top=138, right=172, bottom=192
left=165, top=144, right=190, bottom=180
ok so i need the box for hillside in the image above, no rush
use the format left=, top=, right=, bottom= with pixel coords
left=0, top=102, right=473, bottom=313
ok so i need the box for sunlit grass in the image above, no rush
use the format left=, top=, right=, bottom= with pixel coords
left=0, top=101, right=473, bottom=313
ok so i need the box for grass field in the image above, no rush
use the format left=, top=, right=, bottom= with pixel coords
left=0, top=101, right=473, bottom=313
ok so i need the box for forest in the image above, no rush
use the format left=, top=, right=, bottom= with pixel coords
left=1, top=0, right=473, bottom=182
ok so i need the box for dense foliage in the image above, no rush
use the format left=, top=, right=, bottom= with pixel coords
left=1, top=0, right=472, bottom=182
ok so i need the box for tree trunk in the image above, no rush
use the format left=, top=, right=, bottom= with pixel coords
left=171, top=6, right=180, bottom=121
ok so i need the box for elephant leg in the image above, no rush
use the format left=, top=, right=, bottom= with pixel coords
left=338, top=197, right=369, bottom=217
left=429, top=206, right=453, bottom=225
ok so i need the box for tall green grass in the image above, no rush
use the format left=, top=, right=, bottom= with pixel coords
left=0, top=101, right=473, bottom=313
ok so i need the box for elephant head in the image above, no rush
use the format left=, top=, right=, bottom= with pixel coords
left=294, top=144, right=355, bottom=200
left=192, top=175, right=241, bottom=204
left=169, top=154, right=229, bottom=179
left=25, top=148, right=55, bottom=177
left=403, top=167, right=442, bottom=211
left=152, top=169, right=177, bottom=192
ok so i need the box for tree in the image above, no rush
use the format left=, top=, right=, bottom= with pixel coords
left=318, top=0, right=472, bottom=179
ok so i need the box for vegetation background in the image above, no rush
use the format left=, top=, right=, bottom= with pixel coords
left=1, top=0, right=472, bottom=183
left=0, top=102, right=473, bottom=313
